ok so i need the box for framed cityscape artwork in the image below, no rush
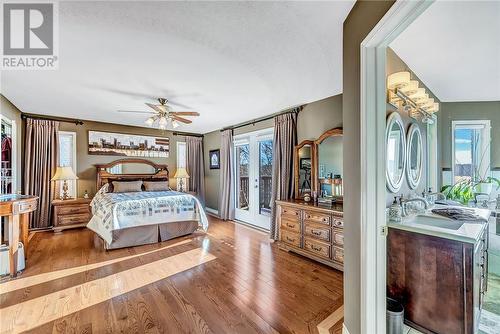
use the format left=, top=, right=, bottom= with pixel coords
left=88, top=130, right=170, bottom=158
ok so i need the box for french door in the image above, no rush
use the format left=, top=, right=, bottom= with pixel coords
left=234, top=128, right=273, bottom=230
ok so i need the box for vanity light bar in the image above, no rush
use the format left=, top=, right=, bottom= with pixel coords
left=387, top=71, right=439, bottom=122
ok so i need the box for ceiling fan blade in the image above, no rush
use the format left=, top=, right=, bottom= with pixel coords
left=170, top=111, right=200, bottom=116
left=145, top=103, right=163, bottom=113
left=171, top=115, right=192, bottom=124
left=117, top=110, right=155, bottom=114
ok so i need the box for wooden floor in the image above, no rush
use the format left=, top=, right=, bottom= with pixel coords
left=0, top=216, right=343, bottom=334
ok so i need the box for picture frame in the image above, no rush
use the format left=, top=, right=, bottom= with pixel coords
left=209, top=149, right=220, bottom=169
left=87, top=130, right=170, bottom=158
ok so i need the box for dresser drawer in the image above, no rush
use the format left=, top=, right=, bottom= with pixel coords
left=332, top=228, right=344, bottom=247
left=281, top=230, right=301, bottom=248
left=304, top=211, right=331, bottom=226
left=13, top=200, right=38, bottom=214
left=332, top=246, right=344, bottom=264
left=304, top=238, right=331, bottom=259
left=58, top=205, right=89, bottom=216
left=280, top=206, right=301, bottom=219
left=304, top=222, right=331, bottom=242
left=57, top=213, right=90, bottom=226
left=281, top=217, right=301, bottom=234
left=332, top=217, right=344, bottom=228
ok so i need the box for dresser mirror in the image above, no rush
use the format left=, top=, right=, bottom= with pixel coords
left=294, top=140, right=315, bottom=199
left=386, top=112, right=406, bottom=193
left=293, top=128, right=343, bottom=200
left=406, top=123, right=423, bottom=189
left=315, top=128, right=343, bottom=199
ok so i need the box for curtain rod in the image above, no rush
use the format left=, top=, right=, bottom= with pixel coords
left=220, top=105, right=303, bottom=132
left=173, top=131, right=203, bottom=138
left=21, top=113, right=204, bottom=137
left=21, top=113, right=84, bottom=125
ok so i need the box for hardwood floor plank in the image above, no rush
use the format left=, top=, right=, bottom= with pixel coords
left=1, top=217, right=343, bottom=334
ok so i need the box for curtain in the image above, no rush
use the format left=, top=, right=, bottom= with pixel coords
left=219, top=129, right=235, bottom=220
left=270, top=111, right=298, bottom=240
left=24, top=118, right=59, bottom=229
left=186, top=136, right=206, bottom=205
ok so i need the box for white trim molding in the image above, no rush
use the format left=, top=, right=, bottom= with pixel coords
left=359, top=1, right=434, bottom=333
left=205, top=207, right=219, bottom=217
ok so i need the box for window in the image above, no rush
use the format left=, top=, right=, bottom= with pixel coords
left=176, top=141, right=186, bottom=190
left=452, top=120, right=490, bottom=184
left=58, top=131, right=77, bottom=198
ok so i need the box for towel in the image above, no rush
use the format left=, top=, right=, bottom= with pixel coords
left=431, top=208, right=486, bottom=222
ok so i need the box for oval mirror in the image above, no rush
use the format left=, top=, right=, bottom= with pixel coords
left=406, top=123, right=423, bottom=189
left=386, top=112, right=406, bottom=193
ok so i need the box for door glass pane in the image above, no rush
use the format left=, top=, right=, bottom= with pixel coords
left=259, top=139, right=273, bottom=216
left=236, top=144, right=249, bottom=210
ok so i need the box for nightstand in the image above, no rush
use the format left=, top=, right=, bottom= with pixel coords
left=52, top=198, right=91, bottom=232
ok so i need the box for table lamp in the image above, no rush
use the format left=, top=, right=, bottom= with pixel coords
left=174, top=168, right=190, bottom=192
left=52, top=166, right=78, bottom=200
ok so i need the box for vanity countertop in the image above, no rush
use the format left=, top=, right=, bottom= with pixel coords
left=388, top=205, right=490, bottom=244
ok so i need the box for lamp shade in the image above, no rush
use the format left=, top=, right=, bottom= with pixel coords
left=387, top=71, right=410, bottom=89
left=52, top=166, right=79, bottom=181
left=173, top=167, right=190, bottom=179
left=399, top=80, right=419, bottom=95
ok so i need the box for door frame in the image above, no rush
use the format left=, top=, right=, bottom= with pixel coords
left=233, top=127, right=274, bottom=229
left=359, top=1, right=434, bottom=333
left=0, top=115, right=17, bottom=194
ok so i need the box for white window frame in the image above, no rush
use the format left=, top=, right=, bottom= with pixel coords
left=58, top=131, right=77, bottom=198
left=451, top=120, right=491, bottom=184
left=176, top=141, right=187, bottom=191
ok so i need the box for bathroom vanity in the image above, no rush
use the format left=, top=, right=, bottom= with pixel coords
left=387, top=208, right=489, bottom=334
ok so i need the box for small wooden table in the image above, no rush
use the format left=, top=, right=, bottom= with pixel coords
left=0, top=194, right=38, bottom=277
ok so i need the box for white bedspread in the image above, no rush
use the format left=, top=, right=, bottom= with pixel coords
left=87, top=189, right=208, bottom=245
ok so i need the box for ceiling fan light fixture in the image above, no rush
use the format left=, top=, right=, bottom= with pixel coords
left=159, top=116, right=168, bottom=126
left=172, top=120, right=180, bottom=129
left=145, top=117, right=155, bottom=126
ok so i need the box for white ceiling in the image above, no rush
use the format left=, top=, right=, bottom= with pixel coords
left=1, top=1, right=354, bottom=134
left=390, top=0, right=500, bottom=102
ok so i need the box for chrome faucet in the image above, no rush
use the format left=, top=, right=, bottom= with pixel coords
left=422, top=188, right=446, bottom=202
left=401, top=196, right=430, bottom=217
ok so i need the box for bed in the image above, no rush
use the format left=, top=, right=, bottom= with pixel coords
left=86, top=159, right=208, bottom=249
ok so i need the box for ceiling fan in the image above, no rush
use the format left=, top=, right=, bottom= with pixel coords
left=118, top=98, right=200, bottom=129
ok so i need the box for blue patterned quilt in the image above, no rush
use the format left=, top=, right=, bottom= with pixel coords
left=87, top=189, right=208, bottom=245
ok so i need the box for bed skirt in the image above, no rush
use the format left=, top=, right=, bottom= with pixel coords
left=98, top=220, right=199, bottom=250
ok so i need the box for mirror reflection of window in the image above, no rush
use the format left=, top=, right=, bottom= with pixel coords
left=298, top=145, right=312, bottom=196
left=1, top=119, right=13, bottom=194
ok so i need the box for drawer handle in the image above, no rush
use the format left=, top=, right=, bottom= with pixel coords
left=311, top=245, right=322, bottom=252
left=311, top=230, right=322, bottom=236
left=287, top=223, right=295, bottom=228
left=286, top=236, right=295, bottom=243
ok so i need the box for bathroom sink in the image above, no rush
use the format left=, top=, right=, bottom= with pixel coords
left=405, top=214, right=464, bottom=230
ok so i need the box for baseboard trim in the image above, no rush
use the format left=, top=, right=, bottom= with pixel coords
left=205, top=207, right=219, bottom=217
left=317, top=305, right=344, bottom=334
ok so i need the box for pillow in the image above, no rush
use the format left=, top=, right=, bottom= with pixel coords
left=143, top=181, right=170, bottom=192
left=112, top=180, right=143, bottom=193
left=96, top=183, right=109, bottom=196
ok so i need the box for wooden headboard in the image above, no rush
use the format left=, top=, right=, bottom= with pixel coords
left=95, top=158, right=169, bottom=190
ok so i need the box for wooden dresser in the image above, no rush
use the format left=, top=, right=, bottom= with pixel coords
left=52, top=198, right=91, bottom=232
left=276, top=199, right=344, bottom=271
